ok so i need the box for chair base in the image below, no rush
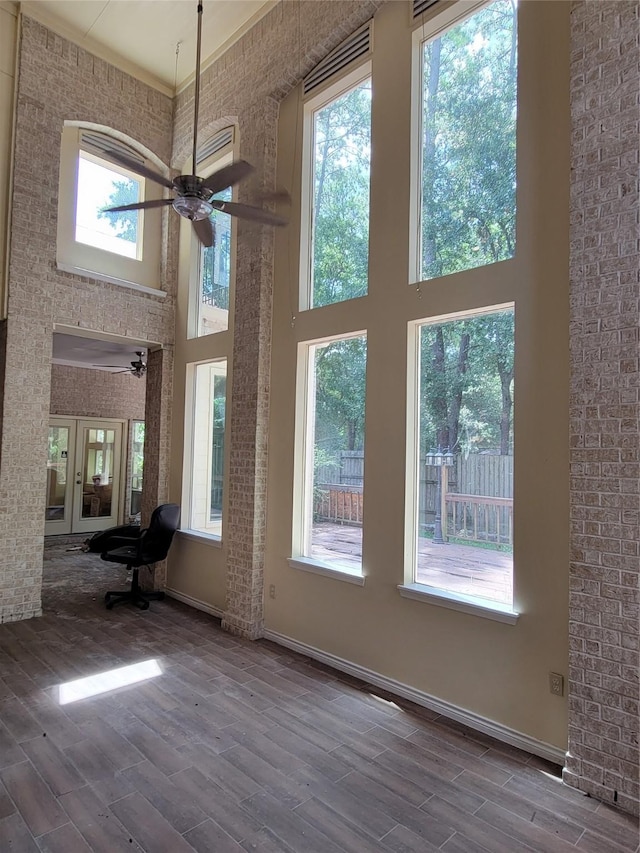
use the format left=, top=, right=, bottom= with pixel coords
left=104, top=567, right=165, bottom=610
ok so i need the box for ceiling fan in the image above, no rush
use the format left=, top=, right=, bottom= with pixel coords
left=103, top=1, right=287, bottom=248
left=95, top=351, right=147, bottom=379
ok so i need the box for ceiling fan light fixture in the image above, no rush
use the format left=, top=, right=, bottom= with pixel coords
left=172, top=196, right=214, bottom=221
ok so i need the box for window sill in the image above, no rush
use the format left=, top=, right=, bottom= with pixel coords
left=178, top=529, right=222, bottom=548
left=397, top=583, right=519, bottom=624
left=288, top=557, right=365, bottom=586
left=56, top=261, right=167, bottom=298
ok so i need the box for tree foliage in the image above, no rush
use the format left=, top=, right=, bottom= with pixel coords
left=98, top=178, right=139, bottom=242
left=314, top=337, right=367, bottom=457
left=420, top=310, right=514, bottom=457
left=421, top=0, right=517, bottom=279
left=312, top=79, right=371, bottom=307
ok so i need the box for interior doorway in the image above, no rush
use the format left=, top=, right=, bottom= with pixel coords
left=45, top=417, right=125, bottom=535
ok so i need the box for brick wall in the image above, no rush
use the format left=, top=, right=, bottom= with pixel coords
left=173, top=0, right=382, bottom=638
left=565, top=0, right=639, bottom=816
left=0, top=17, right=175, bottom=623
left=50, top=364, right=146, bottom=421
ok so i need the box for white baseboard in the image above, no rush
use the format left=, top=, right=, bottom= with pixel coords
left=263, top=628, right=566, bottom=767
left=164, top=588, right=224, bottom=619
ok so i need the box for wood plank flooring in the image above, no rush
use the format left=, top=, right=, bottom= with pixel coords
left=0, top=544, right=637, bottom=852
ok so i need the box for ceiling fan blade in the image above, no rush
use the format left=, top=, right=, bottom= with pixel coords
left=212, top=200, right=288, bottom=227
left=192, top=217, right=215, bottom=247
left=103, top=198, right=173, bottom=213
left=202, top=160, right=254, bottom=195
left=107, top=150, right=175, bottom=190
left=254, top=189, right=291, bottom=205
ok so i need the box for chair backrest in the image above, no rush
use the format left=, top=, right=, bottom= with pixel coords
left=140, top=503, right=180, bottom=563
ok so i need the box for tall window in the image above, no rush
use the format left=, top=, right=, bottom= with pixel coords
left=188, top=129, right=237, bottom=338
left=296, top=334, right=367, bottom=574
left=304, top=75, right=372, bottom=309
left=186, top=361, right=227, bottom=538
left=413, top=308, right=514, bottom=605
left=417, top=0, right=517, bottom=281
left=196, top=186, right=232, bottom=336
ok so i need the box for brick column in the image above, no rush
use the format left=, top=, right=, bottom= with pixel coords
left=564, top=0, right=639, bottom=816
left=220, top=103, right=279, bottom=640
left=140, top=346, right=174, bottom=590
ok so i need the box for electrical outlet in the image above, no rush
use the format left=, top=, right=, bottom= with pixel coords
left=549, top=672, right=564, bottom=696
left=269, top=584, right=276, bottom=600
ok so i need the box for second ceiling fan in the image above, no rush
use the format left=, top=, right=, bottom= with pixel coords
left=103, top=1, right=287, bottom=248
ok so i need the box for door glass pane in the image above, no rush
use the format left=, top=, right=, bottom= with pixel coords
left=82, top=428, right=115, bottom=519
left=46, top=427, right=69, bottom=521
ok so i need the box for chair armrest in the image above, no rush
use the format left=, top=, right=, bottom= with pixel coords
left=107, top=534, right=141, bottom=549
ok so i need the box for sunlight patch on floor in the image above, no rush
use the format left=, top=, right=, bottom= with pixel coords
left=57, top=658, right=162, bottom=704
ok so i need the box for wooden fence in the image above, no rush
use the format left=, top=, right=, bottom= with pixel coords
left=314, top=451, right=513, bottom=545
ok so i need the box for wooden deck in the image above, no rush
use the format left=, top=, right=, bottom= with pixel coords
left=311, top=522, right=513, bottom=605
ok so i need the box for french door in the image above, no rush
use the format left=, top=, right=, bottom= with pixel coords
left=45, top=417, right=124, bottom=535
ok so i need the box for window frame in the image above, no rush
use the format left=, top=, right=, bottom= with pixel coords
left=185, top=137, right=237, bottom=340
left=404, top=302, right=518, bottom=620
left=290, top=330, right=368, bottom=583
left=408, top=0, right=514, bottom=285
left=181, top=358, right=228, bottom=542
left=56, top=125, right=164, bottom=294
left=299, top=61, right=373, bottom=312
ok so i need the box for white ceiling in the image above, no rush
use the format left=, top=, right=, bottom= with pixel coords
left=52, top=333, right=149, bottom=373
left=21, top=0, right=275, bottom=93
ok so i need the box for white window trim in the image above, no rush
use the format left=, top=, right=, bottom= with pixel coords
left=55, top=262, right=166, bottom=298
left=288, top=557, right=365, bottom=586
left=299, top=61, right=372, bottom=312
left=398, top=583, right=519, bottom=624
left=56, top=126, right=164, bottom=291
left=178, top=529, right=223, bottom=548
left=405, top=302, right=515, bottom=611
left=291, top=330, right=367, bottom=578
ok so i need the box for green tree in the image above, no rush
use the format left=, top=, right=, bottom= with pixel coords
left=313, top=80, right=371, bottom=307
left=98, top=178, right=139, bottom=242
left=315, top=337, right=366, bottom=455
left=420, top=310, right=514, bottom=457
left=421, top=0, right=517, bottom=279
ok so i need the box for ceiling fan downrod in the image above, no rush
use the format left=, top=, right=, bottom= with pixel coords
left=192, top=1, right=204, bottom=179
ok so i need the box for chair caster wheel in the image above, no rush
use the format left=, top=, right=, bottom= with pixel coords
left=138, top=600, right=150, bottom=610
left=156, top=592, right=165, bottom=601
left=104, top=593, right=111, bottom=602
left=106, top=601, right=114, bottom=610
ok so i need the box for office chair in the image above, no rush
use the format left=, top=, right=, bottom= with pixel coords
left=101, top=503, right=180, bottom=610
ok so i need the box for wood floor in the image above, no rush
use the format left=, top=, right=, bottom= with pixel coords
left=0, top=545, right=637, bottom=852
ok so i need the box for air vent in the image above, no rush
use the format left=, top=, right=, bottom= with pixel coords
left=80, top=131, right=145, bottom=167
left=197, top=126, right=234, bottom=165
left=304, top=22, right=371, bottom=96
left=413, top=0, right=441, bottom=18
